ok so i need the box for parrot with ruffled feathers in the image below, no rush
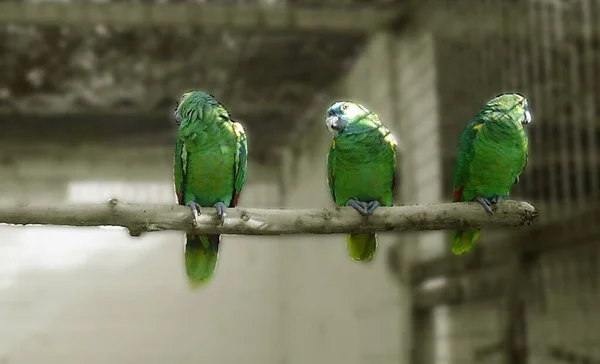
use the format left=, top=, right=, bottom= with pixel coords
left=173, top=91, right=248, bottom=286
left=325, top=101, right=398, bottom=262
left=450, top=93, right=531, bottom=255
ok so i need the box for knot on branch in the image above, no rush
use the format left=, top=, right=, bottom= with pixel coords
left=108, top=198, right=119, bottom=209
left=240, top=211, right=250, bottom=222
left=518, top=202, right=538, bottom=225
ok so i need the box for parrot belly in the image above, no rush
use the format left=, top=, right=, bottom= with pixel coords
left=184, top=142, right=236, bottom=207
left=333, top=145, right=394, bottom=207
left=461, top=130, right=527, bottom=201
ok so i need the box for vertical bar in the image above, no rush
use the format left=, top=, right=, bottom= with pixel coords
left=540, top=3, right=562, bottom=221
left=501, top=256, right=529, bottom=364
left=583, top=0, right=600, bottom=201
left=567, top=4, right=586, bottom=212
left=553, top=4, right=575, bottom=218
left=519, top=5, right=534, bottom=201
left=527, top=1, right=548, bottom=213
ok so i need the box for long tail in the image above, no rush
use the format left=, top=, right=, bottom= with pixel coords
left=345, top=233, right=377, bottom=262
left=184, top=234, right=220, bottom=287
left=450, top=229, right=480, bottom=255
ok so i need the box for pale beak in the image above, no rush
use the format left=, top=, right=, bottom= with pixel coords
left=523, top=110, right=532, bottom=124
left=326, top=115, right=346, bottom=132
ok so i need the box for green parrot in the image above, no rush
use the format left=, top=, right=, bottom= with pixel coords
left=173, top=91, right=248, bottom=286
left=325, top=101, right=398, bottom=262
left=451, top=93, right=531, bottom=255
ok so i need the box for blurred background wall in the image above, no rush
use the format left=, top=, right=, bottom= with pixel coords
left=0, top=0, right=599, bottom=363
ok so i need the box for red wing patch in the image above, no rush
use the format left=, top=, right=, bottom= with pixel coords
left=453, top=187, right=463, bottom=202
left=230, top=192, right=240, bottom=208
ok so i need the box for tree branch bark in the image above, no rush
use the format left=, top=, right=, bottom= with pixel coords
left=0, top=199, right=538, bottom=236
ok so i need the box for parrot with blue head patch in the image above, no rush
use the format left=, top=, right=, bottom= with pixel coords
left=325, top=101, right=398, bottom=262
left=173, top=90, right=248, bottom=286
left=450, top=92, right=531, bottom=255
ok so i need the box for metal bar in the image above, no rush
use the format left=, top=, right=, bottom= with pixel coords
left=583, top=0, right=600, bottom=201
left=500, top=257, right=528, bottom=364
left=0, top=2, right=399, bottom=32
left=0, top=1, right=591, bottom=37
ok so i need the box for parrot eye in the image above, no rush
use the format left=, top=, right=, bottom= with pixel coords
left=341, top=103, right=349, bottom=112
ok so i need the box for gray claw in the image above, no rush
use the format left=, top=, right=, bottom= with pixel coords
left=365, top=200, right=380, bottom=216
left=476, top=197, right=494, bottom=215
left=490, top=195, right=503, bottom=205
left=214, top=202, right=227, bottom=225
left=346, top=199, right=369, bottom=216
left=186, top=200, right=202, bottom=225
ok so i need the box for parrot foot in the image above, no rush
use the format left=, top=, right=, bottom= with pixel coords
left=186, top=200, right=202, bottom=226
left=346, top=199, right=369, bottom=216
left=365, top=200, right=380, bottom=216
left=213, top=202, right=227, bottom=225
left=476, top=197, right=494, bottom=215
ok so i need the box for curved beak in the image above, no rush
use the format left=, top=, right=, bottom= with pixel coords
left=523, top=109, right=532, bottom=125
left=326, top=115, right=346, bottom=132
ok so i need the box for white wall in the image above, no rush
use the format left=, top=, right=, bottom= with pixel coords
left=0, top=158, right=282, bottom=364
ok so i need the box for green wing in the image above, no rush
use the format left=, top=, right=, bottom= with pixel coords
left=379, top=125, right=399, bottom=202
left=368, top=113, right=399, bottom=201
left=452, top=118, right=484, bottom=201
left=230, top=121, right=248, bottom=207
left=326, top=139, right=337, bottom=203
left=514, top=133, right=528, bottom=185
left=174, top=138, right=187, bottom=205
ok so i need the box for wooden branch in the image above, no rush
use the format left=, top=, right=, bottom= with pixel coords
left=0, top=199, right=537, bottom=236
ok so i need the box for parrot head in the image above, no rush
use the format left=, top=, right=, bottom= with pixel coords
left=487, top=93, right=532, bottom=127
left=173, top=90, right=220, bottom=126
left=325, top=101, right=371, bottom=134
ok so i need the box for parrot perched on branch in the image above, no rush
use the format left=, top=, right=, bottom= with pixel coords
left=173, top=91, right=248, bottom=286
left=450, top=92, right=531, bottom=255
left=325, top=101, right=398, bottom=262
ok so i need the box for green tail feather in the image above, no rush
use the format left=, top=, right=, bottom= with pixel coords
left=184, top=234, right=220, bottom=288
left=450, top=229, right=480, bottom=255
left=345, top=233, right=377, bottom=262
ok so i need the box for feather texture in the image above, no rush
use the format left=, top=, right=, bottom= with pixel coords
left=173, top=91, right=248, bottom=285
left=451, top=93, right=530, bottom=254
left=326, top=103, right=398, bottom=262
